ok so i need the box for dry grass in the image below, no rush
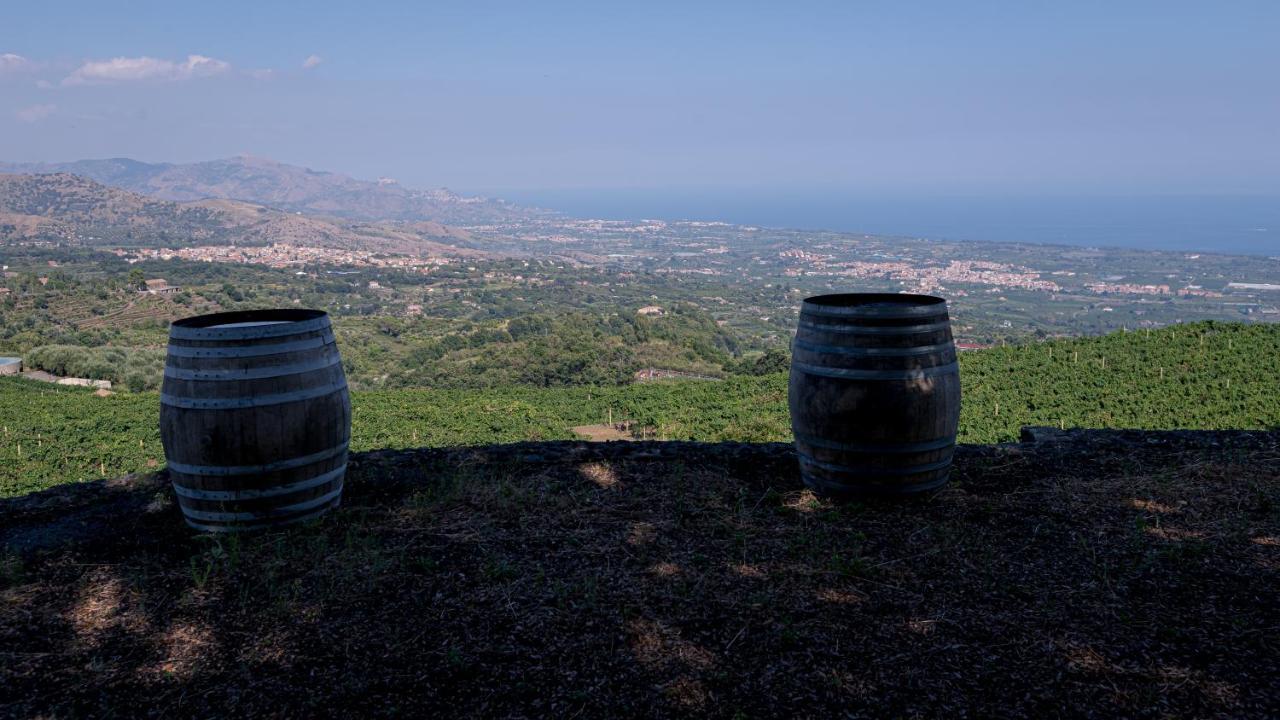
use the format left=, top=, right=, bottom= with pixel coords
left=1, top=431, right=1277, bottom=718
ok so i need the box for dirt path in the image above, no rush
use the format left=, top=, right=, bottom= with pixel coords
left=571, top=423, right=635, bottom=441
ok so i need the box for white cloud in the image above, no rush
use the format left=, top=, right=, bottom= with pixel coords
left=63, top=54, right=231, bottom=86
left=15, top=104, right=55, bottom=123
left=0, top=53, right=33, bottom=74
left=302, top=54, right=323, bottom=70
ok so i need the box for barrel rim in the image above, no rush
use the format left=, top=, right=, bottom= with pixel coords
left=801, top=293, right=947, bottom=317
left=169, top=309, right=330, bottom=341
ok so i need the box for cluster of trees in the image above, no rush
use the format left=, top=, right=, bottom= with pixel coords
left=24, top=345, right=166, bottom=391
left=1, top=244, right=785, bottom=390
left=1, top=246, right=790, bottom=363
left=374, top=304, right=746, bottom=389
left=727, top=348, right=790, bottom=376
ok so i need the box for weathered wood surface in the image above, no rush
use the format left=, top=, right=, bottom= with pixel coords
left=160, top=309, right=351, bottom=532
left=789, top=293, right=962, bottom=496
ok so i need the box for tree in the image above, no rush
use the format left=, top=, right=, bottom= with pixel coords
left=749, top=348, right=790, bottom=376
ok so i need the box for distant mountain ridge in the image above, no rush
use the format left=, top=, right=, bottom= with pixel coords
left=0, top=156, right=548, bottom=225
left=0, top=172, right=485, bottom=256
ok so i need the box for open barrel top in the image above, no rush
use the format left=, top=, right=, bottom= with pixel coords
left=800, top=293, right=948, bottom=318
left=168, top=309, right=331, bottom=342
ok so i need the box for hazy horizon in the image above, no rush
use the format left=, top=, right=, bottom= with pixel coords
left=467, top=187, right=1278, bottom=256
left=5, top=153, right=1278, bottom=256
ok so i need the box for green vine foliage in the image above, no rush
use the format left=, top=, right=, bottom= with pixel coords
left=1, top=321, right=1276, bottom=497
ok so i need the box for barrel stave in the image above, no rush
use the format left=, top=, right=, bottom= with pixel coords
left=788, top=293, right=961, bottom=497
left=160, top=309, right=350, bottom=532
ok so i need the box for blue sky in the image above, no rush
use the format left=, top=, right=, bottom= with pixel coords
left=1, top=1, right=1277, bottom=195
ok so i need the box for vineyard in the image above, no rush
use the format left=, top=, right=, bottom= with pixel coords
left=1, top=321, right=1277, bottom=497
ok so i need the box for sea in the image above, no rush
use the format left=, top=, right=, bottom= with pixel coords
left=480, top=189, right=1280, bottom=257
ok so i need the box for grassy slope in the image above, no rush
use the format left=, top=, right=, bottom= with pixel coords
left=1, top=321, right=1278, bottom=497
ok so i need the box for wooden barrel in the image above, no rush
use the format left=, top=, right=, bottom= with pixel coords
left=788, top=293, right=961, bottom=496
left=160, top=309, right=351, bottom=532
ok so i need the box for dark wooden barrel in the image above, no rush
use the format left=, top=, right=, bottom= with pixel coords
left=788, top=293, right=961, bottom=497
left=160, top=309, right=351, bottom=532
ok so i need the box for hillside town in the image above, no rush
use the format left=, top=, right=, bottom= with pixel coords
left=116, top=244, right=454, bottom=272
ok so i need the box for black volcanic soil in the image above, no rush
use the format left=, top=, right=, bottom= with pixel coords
left=2, top=429, right=1278, bottom=718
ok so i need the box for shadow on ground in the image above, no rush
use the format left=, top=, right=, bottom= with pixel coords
left=2, top=430, right=1278, bottom=718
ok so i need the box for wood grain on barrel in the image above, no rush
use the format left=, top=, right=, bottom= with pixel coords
left=160, top=309, right=351, bottom=532
left=788, top=293, right=961, bottom=496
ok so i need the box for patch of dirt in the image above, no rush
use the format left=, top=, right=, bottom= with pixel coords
left=1, top=430, right=1278, bottom=718
left=571, top=423, right=635, bottom=441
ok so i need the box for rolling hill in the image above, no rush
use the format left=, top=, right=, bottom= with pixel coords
left=0, top=156, right=547, bottom=225
left=0, top=172, right=482, bottom=255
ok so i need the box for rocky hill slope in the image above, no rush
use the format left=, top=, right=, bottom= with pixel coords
left=1, top=428, right=1276, bottom=717
left=0, top=172, right=481, bottom=255
left=0, top=156, right=547, bottom=225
